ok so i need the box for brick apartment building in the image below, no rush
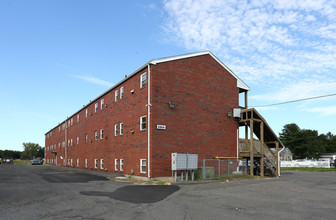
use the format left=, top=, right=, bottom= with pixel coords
left=45, top=51, right=250, bottom=178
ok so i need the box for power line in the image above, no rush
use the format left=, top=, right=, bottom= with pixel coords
left=251, top=93, right=336, bottom=108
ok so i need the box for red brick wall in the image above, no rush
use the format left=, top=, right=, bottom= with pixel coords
left=46, top=67, right=149, bottom=177
left=45, top=54, right=241, bottom=178
left=150, top=54, right=240, bottom=177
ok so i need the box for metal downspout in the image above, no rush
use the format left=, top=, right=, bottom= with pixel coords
left=147, top=64, right=152, bottom=178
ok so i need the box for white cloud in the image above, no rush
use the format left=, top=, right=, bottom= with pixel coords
left=304, top=106, right=336, bottom=116
left=72, top=75, right=113, bottom=87
left=163, top=0, right=336, bottom=86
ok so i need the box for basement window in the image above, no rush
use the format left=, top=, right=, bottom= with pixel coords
left=100, top=159, right=104, bottom=169
left=120, top=159, right=123, bottom=171
left=85, top=159, right=88, bottom=168
left=140, top=115, right=146, bottom=131
left=94, top=159, right=98, bottom=169
left=71, top=159, right=73, bottom=167
left=115, top=159, right=118, bottom=171
left=140, top=159, right=146, bottom=173
left=140, top=72, right=146, bottom=88
left=77, top=159, right=79, bottom=167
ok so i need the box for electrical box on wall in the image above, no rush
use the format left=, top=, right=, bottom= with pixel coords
left=171, top=153, right=198, bottom=171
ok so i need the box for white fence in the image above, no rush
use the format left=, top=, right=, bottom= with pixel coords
left=281, top=159, right=330, bottom=168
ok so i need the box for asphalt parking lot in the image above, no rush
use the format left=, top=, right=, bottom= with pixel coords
left=1, top=164, right=336, bottom=220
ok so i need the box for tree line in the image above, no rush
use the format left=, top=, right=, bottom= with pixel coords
left=0, top=142, right=44, bottom=160
left=279, top=123, right=336, bottom=159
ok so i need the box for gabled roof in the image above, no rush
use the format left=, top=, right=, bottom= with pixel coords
left=149, top=51, right=250, bottom=91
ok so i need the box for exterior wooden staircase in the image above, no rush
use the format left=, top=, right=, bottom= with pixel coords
left=238, top=108, right=285, bottom=177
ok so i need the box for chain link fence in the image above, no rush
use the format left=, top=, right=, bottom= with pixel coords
left=200, top=159, right=247, bottom=180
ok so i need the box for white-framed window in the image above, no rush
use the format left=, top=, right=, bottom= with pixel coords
left=58, top=143, right=60, bottom=149
left=68, top=120, right=70, bottom=127
left=85, top=134, right=88, bottom=143
left=114, top=124, right=118, bottom=136
left=59, top=126, right=60, bottom=132
left=68, top=159, right=70, bottom=166
left=140, top=72, right=146, bottom=88
left=115, top=159, right=118, bottom=171
left=95, top=103, right=98, bottom=112
left=71, top=159, right=73, bottom=167
left=68, top=140, right=70, bottom=146
left=140, top=115, right=147, bottom=131
left=94, top=159, right=98, bottom=169
left=140, top=159, right=146, bottom=173
left=115, top=90, right=118, bottom=102
left=120, top=86, right=124, bottom=99
left=77, top=159, right=79, bottom=167
left=85, top=109, right=88, bottom=117
left=85, top=159, right=88, bottom=168
left=101, top=99, right=104, bottom=109
left=71, top=139, right=73, bottom=146
left=120, top=159, right=123, bottom=171
left=77, top=114, right=79, bottom=122
left=100, top=159, right=104, bottom=169
left=77, top=136, right=79, bottom=145
left=100, top=129, right=104, bottom=139
left=120, top=123, right=123, bottom=135
left=71, top=118, right=73, bottom=125
left=95, top=130, right=98, bottom=140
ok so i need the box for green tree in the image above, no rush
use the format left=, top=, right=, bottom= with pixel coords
left=22, top=142, right=42, bottom=160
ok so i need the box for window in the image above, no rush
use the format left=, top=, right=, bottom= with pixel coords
left=101, top=99, right=104, bottom=109
left=114, top=124, right=118, bottom=136
left=85, top=159, right=88, bottom=168
left=120, top=86, right=124, bottom=99
left=68, top=120, right=70, bottom=127
left=85, top=109, right=88, bottom=117
left=95, top=103, right=98, bottom=112
left=71, top=118, right=73, bottom=125
left=77, top=159, right=79, bottom=167
left=140, top=72, right=146, bottom=88
left=68, top=159, right=70, bottom=166
left=71, top=159, right=73, bottom=167
left=140, top=115, right=147, bottom=131
left=77, top=136, right=79, bottom=145
left=115, top=159, right=118, bottom=171
left=95, top=130, right=98, bottom=140
left=100, top=159, right=104, bottom=169
left=77, top=114, right=79, bottom=122
left=85, top=134, right=88, bottom=143
left=58, top=143, right=60, bottom=149
left=120, top=159, right=123, bottom=171
left=71, top=139, right=73, bottom=146
left=68, top=140, right=70, bottom=147
left=94, top=159, right=98, bottom=169
left=115, top=90, right=118, bottom=102
left=140, top=159, right=146, bottom=173
left=120, top=123, right=123, bottom=135
left=59, top=126, right=60, bottom=132
left=100, top=129, right=104, bottom=139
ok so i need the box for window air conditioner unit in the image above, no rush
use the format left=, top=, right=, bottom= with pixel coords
left=233, top=108, right=241, bottom=118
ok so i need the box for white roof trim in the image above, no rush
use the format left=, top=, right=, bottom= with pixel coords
left=149, top=51, right=250, bottom=91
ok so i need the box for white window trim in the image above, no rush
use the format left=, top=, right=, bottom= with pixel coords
left=115, top=90, right=118, bottom=102
left=115, top=159, right=118, bottom=171
left=140, top=72, right=146, bottom=88
left=100, top=129, right=104, bottom=139
left=71, top=159, right=73, bottom=167
left=101, top=99, right=104, bottom=109
left=85, top=134, right=88, bottom=143
left=85, top=109, right=88, bottom=117
left=85, top=159, right=88, bottom=168
left=95, top=130, right=98, bottom=140
left=140, top=159, right=147, bottom=173
left=77, top=159, right=79, bottom=167
left=120, top=159, right=123, bottom=171
left=120, top=86, right=124, bottom=99
left=95, top=103, right=98, bottom=112
left=100, top=159, right=104, bottom=169
left=94, top=159, right=98, bottom=169
left=114, top=124, right=118, bottom=136
left=120, top=123, right=123, bottom=135
left=140, top=115, right=147, bottom=131
left=77, top=136, right=79, bottom=145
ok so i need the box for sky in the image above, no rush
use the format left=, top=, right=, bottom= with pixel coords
left=1, top=0, right=335, bottom=151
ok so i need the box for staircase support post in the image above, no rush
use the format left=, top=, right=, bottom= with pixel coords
left=260, top=122, right=264, bottom=177
left=250, top=120, right=254, bottom=176
left=276, top=141, right=279, bottom=177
